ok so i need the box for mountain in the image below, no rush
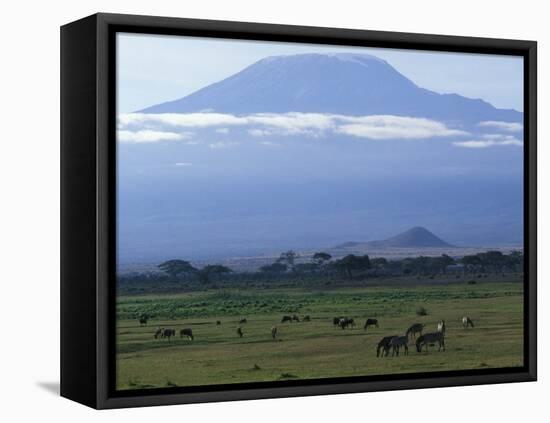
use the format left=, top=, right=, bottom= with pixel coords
left=335, top=227, right=453, bottom=249
left=139, top=53, right=522, bottom=126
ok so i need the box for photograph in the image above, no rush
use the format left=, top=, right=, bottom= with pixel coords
left=114, top=32, right=526, bottom=391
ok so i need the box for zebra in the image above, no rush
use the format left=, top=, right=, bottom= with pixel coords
left=416, top=332, right=445, bottom=353
left=406, top=323, right=425, bottom=340
left=462, top=316, right=474, bottom=328
left=389, top=336, right=409, bottom=356
left=363, top=318, right=379, bottom=331
left=437, top=320, right=446, bottom=335
left=180, top=328, right=194, bottom=340
left=377, top=335, right=398, bottom=357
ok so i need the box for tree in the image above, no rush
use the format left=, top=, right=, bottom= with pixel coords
left=334, top=254, right=371, bottom=278
left=312, top=252, right=332, bottom=266
left=198, top=264, right=232, bottom=284
left=277, top=250, right=298, bottom=269
left=259, top=262, right=288, bottom=274
left=157, top=259, right=197, bottom=279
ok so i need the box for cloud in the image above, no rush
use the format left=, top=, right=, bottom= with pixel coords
left=478, top=121, right=523, bottom=132
left=259, top=141, right=281, bottom=147
left=175, top=162, right=193, bottom=167
left=117, top=130, right=189, bottom=143
left=453, top=138, right=523, bottom=148
left=335, top=115, right=468, bottom=140
left=118, top=112, right=468, bottom=142
left=209, top=141, right=240, bottom=150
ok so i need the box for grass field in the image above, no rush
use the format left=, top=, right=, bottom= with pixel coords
left=116, top=278, right=524, bottom=390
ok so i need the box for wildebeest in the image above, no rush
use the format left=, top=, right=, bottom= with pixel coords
left=161, top=328, right=176, bottom=342
left=271, top=326, right=277, bottom=339
left=216, top=320, right=221, bottom=325
left=437, top=320, right=446, bottom=335
left=406, top=323, right=425, bottom=340
left=377, top=335, right=398, bottom=357
left=237, top=327, right=243, bottom=338
left=462, top=316, right=474, bottom=328
left=139, top=315, right=148, bottom=326
left=389, top=336, right=409, bottom=356
left=292, top=314, right=300, bottom=322
left=239, top=318, right=247, bottom=324
left=180, top=328, right=194, bottom=341
left=281, top=315, right=293, bottom=323
left=416, top=332, right=445, bottom=353
left=363, top=318, right=379, bottom=331
left=339, top=317, right=355, bottom=329
left=303, top=315, right=311, bottom=322
left=154, top=328, right=163, bottom=339
left=333, top=317, right=343, bottom=327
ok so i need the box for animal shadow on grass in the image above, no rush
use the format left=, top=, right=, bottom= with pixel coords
left=36, top=381, right=60, bottom=396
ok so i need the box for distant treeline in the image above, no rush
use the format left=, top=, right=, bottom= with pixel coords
left=117, top=250, right=524, bottom=295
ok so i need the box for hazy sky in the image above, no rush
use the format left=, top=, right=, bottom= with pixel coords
left=117, top=32, right=524, bottom=113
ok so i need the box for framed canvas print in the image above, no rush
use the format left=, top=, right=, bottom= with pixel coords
left=60, top=13, right=537, bottom=409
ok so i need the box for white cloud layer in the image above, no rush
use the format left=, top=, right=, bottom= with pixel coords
left=117, top=129, right=189, bottom=143
left=118, top=112, right=469, bottom=142
left=453, top=137, right=523, bottom=148
left=478, top=121, right=523, bottom=132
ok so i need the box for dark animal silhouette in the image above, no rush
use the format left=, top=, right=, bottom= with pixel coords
left=271, top=326, right=277, bottom=339
left=416, top=332, right=445, bottom=352
left=333, top=317, right=343, bottom=327
left=161, top=328, right=176, bottom=342
left=406, top=323, right=425, bottom=340
left=154, top=328, right=162, bottom=339
left=216, top=320, right=221, bottom=325
left=139, top=316, right=148, bottom=326
left=180, top=328, right=194, bottom=340
left=237, top=327, right=243, bottom=338
left=339, top=317, right=355, bottom=329
left=303, top=315, right=311, bottom=322
left=281, top=315, right=293, bottom=323
left=462, top=316, right=474, bottom=328
left=389, top=336, right=409, bottom=356
left=363, top=318, right=379, bottom=331
left=437, top=320, right=446, bottom=335
left=377, top=335, right=398, bottom=357
left=239, top=318, right=247, bottom=324
left=292, top=314, right=300, bottom=322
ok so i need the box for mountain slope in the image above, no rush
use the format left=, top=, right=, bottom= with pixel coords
left=139, top=53, right=522, bottom=125
left=335, top=226, right=453, bottom=249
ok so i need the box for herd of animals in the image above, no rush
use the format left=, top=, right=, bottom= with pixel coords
left=140, top=314, right=476, bottom=356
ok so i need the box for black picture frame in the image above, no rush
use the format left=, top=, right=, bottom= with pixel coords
left=60, top=12, right=537, bottom=409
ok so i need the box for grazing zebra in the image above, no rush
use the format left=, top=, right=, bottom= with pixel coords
left=389, top=336, right=409, bottom=356
left=154, top=328, right=163, bottom=339
left=462, top=316, right=474, bottom=328
left=281, top=315, right=293, bottom=323
left=180, top=328, right=194, bottom=340
left=237, top=327, right=243, bottom=338
left=437, top=320, right=446, bottom=335
left=139, top=316, right=148, bottom=326
left=271, top=326, right=277, bottom=339
left=363, top=318, right=379, bottom=331
left=239, top=318, right=247, bottom=324
left=303, top=315, right=311, bottom=322
left=377, top=335, right=398, bottom=357
left=161, top=328, right=176, bottom=342
left=406, top=323, right=425, bottom=340
left=416, top=332, right=445, bottom=353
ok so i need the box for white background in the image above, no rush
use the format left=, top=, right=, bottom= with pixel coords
left=0, top=0, right=546, bottom=421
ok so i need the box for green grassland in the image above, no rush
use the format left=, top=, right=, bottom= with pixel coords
left=116, top=279, right=524, bottom=390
